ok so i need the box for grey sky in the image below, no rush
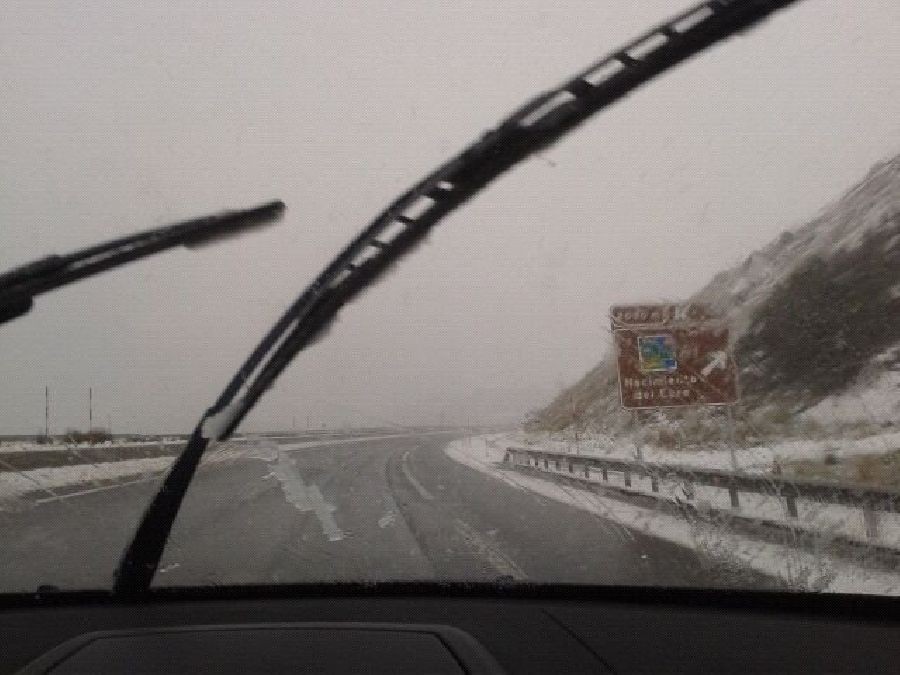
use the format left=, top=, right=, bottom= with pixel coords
left=2, top=1, right=898, bottom=433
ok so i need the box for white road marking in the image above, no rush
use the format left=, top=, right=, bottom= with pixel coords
left=401, top=449, right=433, bottom=501
left=452, top=518, right=527, bottom=580
left=378, top=510, right=397, bottom=528
left=269, top=431, right=453, bottom=453
left=33, top=476, right=160, bottom=504
left=271, top=449, right=344, bottom=542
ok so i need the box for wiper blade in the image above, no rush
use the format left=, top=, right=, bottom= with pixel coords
left=113, top=0, right=803, bottom=595
left=0, top=201, right=286, bottom=327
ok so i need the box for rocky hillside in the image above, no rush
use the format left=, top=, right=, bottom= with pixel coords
left=531, top=153, right=900, bottom=436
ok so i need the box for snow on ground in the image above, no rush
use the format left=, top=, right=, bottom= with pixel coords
left=803, top=368, right=900, bottom=427
left=0, top=456, right=175, bottom=502
left=504, top=429, right=900, bottom=474
left=0, top=438, right=185, bottom=454
left=446, top=435, right=900, bottom=596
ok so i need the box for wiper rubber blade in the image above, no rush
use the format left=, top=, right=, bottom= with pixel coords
left=113, top=0, right=803, bottom=596
left=0, top=201, right=286, bottom=327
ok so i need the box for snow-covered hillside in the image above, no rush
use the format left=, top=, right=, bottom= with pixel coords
left=532, top=152, right=900, bottom=435
left=696, top=155, right=900, bottom=335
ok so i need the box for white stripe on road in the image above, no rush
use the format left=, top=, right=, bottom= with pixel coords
left=401, top=449, right=433, bottom=501
left=275, top=431, right=454, bottom=453
left=452, top=518, right=527, bottom=580
left=271, top=448, right=344, bottom=542
left=33, top=476, right=161, bottom=504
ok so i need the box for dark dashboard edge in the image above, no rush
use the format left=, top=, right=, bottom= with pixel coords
left=1, top=582, right=898, bottom=621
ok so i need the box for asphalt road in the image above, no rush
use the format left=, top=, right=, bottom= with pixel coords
left=0, top=432, right=775, bottom=592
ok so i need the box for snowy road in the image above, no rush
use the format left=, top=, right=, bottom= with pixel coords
left=0, top=432, right=776, bottom=592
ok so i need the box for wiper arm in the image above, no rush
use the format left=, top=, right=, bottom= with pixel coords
left=113, top=0, right=802, bottom=595
left=0, top=201, right=286, bottom=327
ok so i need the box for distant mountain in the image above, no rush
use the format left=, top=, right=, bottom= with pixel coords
left=531, top=153, right=900, bottom=434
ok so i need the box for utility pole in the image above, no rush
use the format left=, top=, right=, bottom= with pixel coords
left=45, top=386, right=49, bottom=438
left=88, top=387, right=92, bottom=431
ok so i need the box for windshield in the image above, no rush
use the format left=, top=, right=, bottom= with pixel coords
left=2, top=0, right=899, bottom=597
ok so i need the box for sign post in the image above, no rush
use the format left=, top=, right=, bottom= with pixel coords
left=632, top=409, right=644, bottom=462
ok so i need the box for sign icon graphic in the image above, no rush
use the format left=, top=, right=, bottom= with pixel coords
left=638, top=335, right=678, bottom=373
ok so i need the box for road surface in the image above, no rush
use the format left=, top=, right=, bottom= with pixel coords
left=0, top=432, right=775, bottom=591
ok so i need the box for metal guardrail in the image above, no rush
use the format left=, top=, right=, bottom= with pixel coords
left=504, top=447, right=900, bottom=542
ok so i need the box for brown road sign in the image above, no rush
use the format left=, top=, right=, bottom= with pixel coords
left=612, top=304, right=738, bottom=409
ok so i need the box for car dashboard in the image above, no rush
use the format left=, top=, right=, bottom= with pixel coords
left=1, top=584, right=897, bottom=673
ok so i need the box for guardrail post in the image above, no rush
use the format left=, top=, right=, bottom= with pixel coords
left=650, top=474, right=659, bottom=493
left=544, top=459, right=549, bottom=470
left=729, top=487, right=739, bottom=510
left=568, top=461, right=574, bottom=473
left=863, top=505, right=879, bottom=540
left=624, top=470, right=631, bottom=487
left=584, top=465, right=590, bottom=479
left=785, top=495, right=798, bottom=518
left=602, top=468, right=608, bottom=481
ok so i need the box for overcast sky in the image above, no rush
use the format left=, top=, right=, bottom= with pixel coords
left=2, top=1, right=898, bottom=434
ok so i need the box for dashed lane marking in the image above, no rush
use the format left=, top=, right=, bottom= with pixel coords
left=401, top=449, right=434, bottom=501
left=452, top=518, right=527, bottom=581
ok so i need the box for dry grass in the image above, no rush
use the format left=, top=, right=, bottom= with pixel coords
left=784, top=450, right=900, bottom=490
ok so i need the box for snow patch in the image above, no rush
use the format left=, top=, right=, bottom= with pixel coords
left=802, top=370, right=900, bottom=426
left=0, top=445, right=244, bottom=504
left=0, top=457, right=175, bottom=502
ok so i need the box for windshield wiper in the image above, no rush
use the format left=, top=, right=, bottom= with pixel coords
left=0, top=201, right=286, bottom=327
left=113, top=0, right=802, bottom=596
